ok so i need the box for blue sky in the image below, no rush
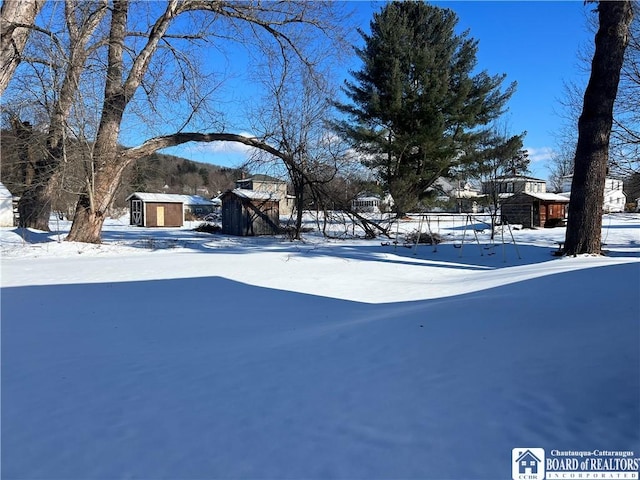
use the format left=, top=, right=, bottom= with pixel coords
left=166, top=1, right=595, bottom=181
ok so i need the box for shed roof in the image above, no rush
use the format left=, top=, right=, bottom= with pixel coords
left=507, top=192, right=570, bottom=202
left=525, top=192, right=570, bottom=202
left=126, top=192, right=214, bottom=205
left=226, top=188, right=279, bottom=201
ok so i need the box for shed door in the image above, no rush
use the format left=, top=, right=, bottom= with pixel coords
left=533, top=201, right=540, bottom=226
left=157, top=206, right=165, bottom=226
left=132, top=199, right=143, bottom=226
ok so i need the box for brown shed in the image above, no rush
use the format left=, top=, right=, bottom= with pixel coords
left=501, top=192, right=570, bottom=228
left=221, top=189, right=280, bottom=236
left=126, top=193, right=185, bottom=227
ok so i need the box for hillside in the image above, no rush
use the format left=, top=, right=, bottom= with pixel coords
left=0, top=128, right=243, bottom=212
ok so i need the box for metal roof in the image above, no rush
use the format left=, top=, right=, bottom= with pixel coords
left=520, top=192, right=570, bottom=202
left=494, top=175, right=546, bottom=182
left=125, top=193, right=214, bottom=205
left=226, top=188, right=280, bottom=201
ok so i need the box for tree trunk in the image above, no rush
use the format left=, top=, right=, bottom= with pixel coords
left=0, top=0, right=45, bottom=95
left=10, top=118, right=52, bottom=231
left=66, top=156, right=132, bottom=243
left=65, top=195, right=105, bottom=243
left=564, top=1, right=633, bottom=255
left=17, top=179, right=54, bottom=231
left=293, top=184, right=305, bottom=240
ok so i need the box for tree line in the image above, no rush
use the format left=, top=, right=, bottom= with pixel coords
left=0, top=126, right=244, bottom=216
left=0, top=0, right=635, bottom=254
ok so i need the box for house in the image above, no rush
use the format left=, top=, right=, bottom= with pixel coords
left=501, top=191, right=570, bottom=228
left=221, top=189, right=280, bottom=236
left=182, top=195, right=216, bottom=219
left=235, top=174, right=294, bottom=216
left=0, top=182, right=14, bottom=227
left=560, top=176, right=627, bottom=213
left=351, top=192, right=394, bottom=213
left=483, top=175, right=547, bottom=198
left=516, top=450, right=541, bottom=475
left=352, top=193, right=382, bottom=213
left=126, top=192, right=215, bottom=227
left=425, top=177, right=481, bottom=212
left=429, top=177, right=481, bottom=201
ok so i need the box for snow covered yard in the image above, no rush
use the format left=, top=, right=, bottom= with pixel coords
left=1, top=213, right=639, bottom=479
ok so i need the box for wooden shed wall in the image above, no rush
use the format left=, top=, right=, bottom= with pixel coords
left=222, top=195, right=280, bottom=236
left=502, top=197, right=567, bottom=228
left=501, top=202, right=534, bottom=228
left=144, top=202, right=183, bottom=227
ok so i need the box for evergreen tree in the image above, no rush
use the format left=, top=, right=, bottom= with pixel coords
left=334, top=1, right=515, bottom=214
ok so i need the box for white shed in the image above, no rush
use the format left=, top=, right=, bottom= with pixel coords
left=0, top=182, right=15, bottom=227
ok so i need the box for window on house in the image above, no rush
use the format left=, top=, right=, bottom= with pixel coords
left=507, top=182, right=514, bottom=193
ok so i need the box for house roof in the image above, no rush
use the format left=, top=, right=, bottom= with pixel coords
left=495, top=175, right=546, bottom=182
left=126, top=192, right=214, bottom=206
left=226, top=188, right=279, bottom=201
left=354, top=191, right=381, bottom=201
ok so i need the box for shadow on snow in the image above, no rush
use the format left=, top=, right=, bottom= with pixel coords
left=2, top=263, right=639, bottom=479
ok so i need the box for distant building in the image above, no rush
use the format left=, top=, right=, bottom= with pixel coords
left=351, top=194, right=382, bottom=213
left=560, top=176, right=627, bottom=213
left=501, top=192, right=570, bottom=228
left=221, top=189, right=280, bottom=236
left=483, top=175, right=547, bottom=199
left=429, top=177, right=481, bottom=201
left=126, top=193, right=215, bottom=227
left=0, top=182, right=14, bottom=227
left=235, top=174, right=294, bottom=216
left=351, top=192, right=394, bottom=213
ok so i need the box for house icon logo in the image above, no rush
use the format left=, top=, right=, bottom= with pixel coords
left=512, top=448, right=545, bottom=480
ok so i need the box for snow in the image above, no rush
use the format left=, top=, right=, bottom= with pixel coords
left=2, top=213, right=639, bottom=479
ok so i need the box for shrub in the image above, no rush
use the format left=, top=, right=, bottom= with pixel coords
left=405, top=230, right=443, bottom=245
left=194, top=222, right=222, bottom=234
left=544, top=217, right=566, bottom=228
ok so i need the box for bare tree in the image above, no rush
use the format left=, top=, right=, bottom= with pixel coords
left=610, top=5, right=640, bottom=176
left=59, top=0, right=348, bottom=243
left=554, top=3, right=639, bottom=178
left=564, top=1, right=634, bottom=256
left=13, top=0, right=109, bottom=230
left=0, top=0, right=45, bottom=95
left=244, top=39, right=356, bottom=239
left=466, top=127, right=527, bottom=239
left=547, top=142, right=575, bottom=193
